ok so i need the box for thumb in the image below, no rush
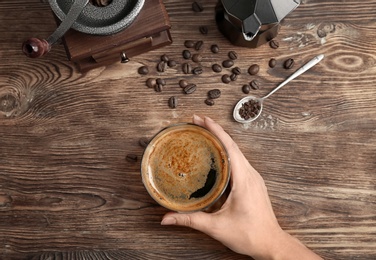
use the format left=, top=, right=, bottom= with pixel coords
left=161, top=211, right=213, bottom=234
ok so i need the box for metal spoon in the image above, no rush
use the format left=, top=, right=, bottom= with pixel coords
left=233, top=54, right=324, bottom=123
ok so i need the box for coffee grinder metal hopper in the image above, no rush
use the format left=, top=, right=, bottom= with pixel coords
left=216, top=0, right=300, bottom=48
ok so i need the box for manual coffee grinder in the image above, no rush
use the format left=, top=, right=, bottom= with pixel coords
left=22, top=0, right=172, bottom=72
left=216, top=0, right=300, bottom=48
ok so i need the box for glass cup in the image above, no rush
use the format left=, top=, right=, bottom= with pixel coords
left=141, top=123, right=230, bottom=212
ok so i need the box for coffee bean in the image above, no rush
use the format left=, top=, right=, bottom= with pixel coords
left=192, top=67, right=203, bottom=75
left=199, top=26, right=208, bottom=35
left=138, top=65, right=149, bottom=75
left=211, top=44, right=219, bottom=53
left=228, top=51, right=238, bottom=60
left=221, top=74, right=231, bottom=84
left=126, top=154, right=138, bottom=163
left=212, top=64, right=222, bottom=73
left=248, top=64, right=260, bottom=75
left=230, top=73, right=238, bottom=81
left=250, top=80, right=260, bottom=90
left=161, top=54, right=169, bottom=62
left=167, top=60, right=177, bottom=67
left=157, top=61, right=166, bottom=72
left=168, top=96, right=178, bottom=109
left=232, top=67, right=241, bottom=75
left=242, top=84, right=251, bottom=94
left=269, top=58, right=277, bottom=68
left=284, top=58, right=294, bottom=69
left=205, top=98, right=215, bottom=106
left=156, top=78, right=166, bottom=86
left=183, top=84, right=197, bottom=94
left=208, top=89, right=221, bottom=99
left=146, top=78, right=156, bottom=88
left=139, top=137, right=149, bottom=148
left=182, top=63, right=191, bottom=74
left=185, top=40, right=197, bottom=49
left=154, top=84, right=163, bottom=92
left=238, top=99, right=262, bottom=120
left=222, top=59, right=234, bottom=68
left=192, top=54, right=202, bottom=63
left=184, top=40, right=195, bottom=48
left=179, top=79, right=188, bottom=88
left=183, top=49, right=192, bottom=59
left=269, top=40, right=279, bottom=49
left=192, top=1, right=203, bottom=12
left=195, top=40, right=204, bottom=51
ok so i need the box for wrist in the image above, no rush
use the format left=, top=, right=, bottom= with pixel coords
left=261, top=230, right=322, bottom=260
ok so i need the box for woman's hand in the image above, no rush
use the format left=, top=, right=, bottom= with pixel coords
left=161, top=115, right=322, bottom=259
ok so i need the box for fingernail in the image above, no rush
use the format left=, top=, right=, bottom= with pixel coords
left=193, top=114, right=203, bottom=123
left=161, top=217, right=177, bottom=225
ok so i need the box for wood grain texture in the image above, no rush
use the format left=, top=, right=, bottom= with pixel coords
left=1, top=0, right=376, bottom=259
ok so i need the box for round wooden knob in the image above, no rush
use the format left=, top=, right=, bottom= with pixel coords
left=22, top=38, right=51, bottom=58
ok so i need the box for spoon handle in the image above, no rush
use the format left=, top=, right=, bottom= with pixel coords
left=262, top=54, right=324, bottom=100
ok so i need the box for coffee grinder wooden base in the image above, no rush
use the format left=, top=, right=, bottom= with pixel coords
left=61, top=0, right=172, bottom=72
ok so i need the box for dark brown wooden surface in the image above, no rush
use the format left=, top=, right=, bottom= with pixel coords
left=1, top=0, right=376, bottom=259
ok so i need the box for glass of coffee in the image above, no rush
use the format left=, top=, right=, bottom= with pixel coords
left=141, top=123, right=230, bottom=212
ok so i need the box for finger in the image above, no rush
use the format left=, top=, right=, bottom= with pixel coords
left=202, top=117, right=245, bottom=165
left=192, top=114, right=205, bottom=126
left=161, top=211, right=213, bottom=235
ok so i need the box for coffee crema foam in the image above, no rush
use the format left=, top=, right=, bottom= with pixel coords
left=141, top=124, right=230, bottom=212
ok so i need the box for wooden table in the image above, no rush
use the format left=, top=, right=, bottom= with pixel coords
left=1, top=1, right=375, bottom=259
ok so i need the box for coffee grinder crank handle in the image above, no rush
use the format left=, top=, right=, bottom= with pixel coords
left=22, top=0, right=89, bottom=58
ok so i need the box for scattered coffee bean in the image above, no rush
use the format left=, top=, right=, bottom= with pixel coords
left=199, top=26, right=208, bottom=35
left=156, top=78, right=166, bottom=86
left=269, top=40, right=279, bottom=49
left=138, top=65, right=149, bottom=75
left=167, top=60, right=177, bottom=67
left=248, top=64, right=260, bottom=75
left=139, top=137, right=149, bottom=148
left=230, top=73, right=238, bottom=81
left=154, top=84, right=163, bottom=92
left=126, top=154, right=138, bottom=163
left=184, top=40, right=195, bottom=48
left=250, top=80, right=260, bottom=90
left=195, top=40, right=204, bottom=51
left=222, top=59, right=234, bottom=68
left=183, top=49, right=192, bottom=59
left=238, top=99, right=262, bottom=120
left=192, top=54, right=202, bottom=63
left=232, top=67, right=241, bottom=75
left=208, top=89, right=221, bottom=99
left=182, top=63, right=191, bottom=74
left=205, top=98, right=215, bottom=106
left=284, top=58, right=294, bottom=69
left=183, top=84, right=197, bottom=94
left=221, top=74, right=231, bottom=84
left=192, top=1, right=203, bottom=12
left=212, top=64, right=222, bottom=73
left=242, top=84, right=251, bottom=94
left=211, top=44, right=219, bottom=53
left=192, top=67, right=203, bottom=75
left=157, top=61, right=166, bottom=72
left=228, top=51, right=238, bottom=60
left=161, top=54, right=169, bottom=62
left=179, top=79, right=188, bottom=88
left=146, top=78, right=156, bottom=88
left=269, top=58, right=277, bottom=68
left=168, top=96, right=178, bottom=109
